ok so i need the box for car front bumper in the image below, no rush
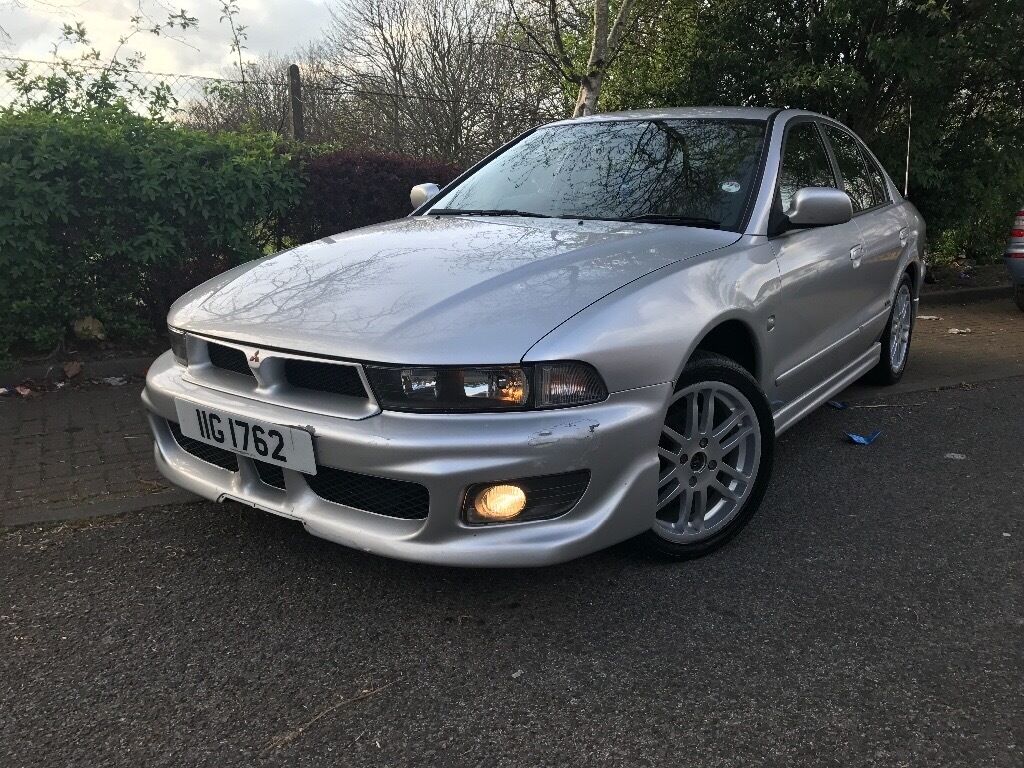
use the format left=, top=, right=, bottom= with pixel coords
left=143, top=351, right=672, bottom=567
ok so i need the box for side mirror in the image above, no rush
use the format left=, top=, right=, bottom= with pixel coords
left=784, top=187, right=853, bottom=229
left=410, top=182, right=440, bottom=210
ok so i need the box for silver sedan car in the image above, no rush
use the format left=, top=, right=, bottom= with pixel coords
left=144, top=107, right=925, bottom=566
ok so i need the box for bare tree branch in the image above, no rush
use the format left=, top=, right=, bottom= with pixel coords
left=509, top=1, right=655, bottom=117
left=607, top=0, right=639, bottom=54
left=547, top=0, right=575, bottom=73
left=321, top=0, right=562, bottom=163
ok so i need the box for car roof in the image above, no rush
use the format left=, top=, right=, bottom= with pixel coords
left=548, top=106, right=822, bottom=126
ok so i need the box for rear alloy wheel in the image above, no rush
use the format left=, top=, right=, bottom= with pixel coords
left=869, top=275, right=915, bottom=385
left=641, top=352, right=774, bottom=560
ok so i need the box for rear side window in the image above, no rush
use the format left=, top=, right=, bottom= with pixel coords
left=862, top=150, right=891, bottom=206
left=823, top=125, right=883, bottom=212
left=778, top=122, right=836, bottom=210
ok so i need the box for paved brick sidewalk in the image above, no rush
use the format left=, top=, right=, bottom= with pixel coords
left=1, top=296, right=1021, bottom=526
left=0, top=383, right=192, bottom=525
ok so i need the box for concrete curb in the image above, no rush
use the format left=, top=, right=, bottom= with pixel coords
left=920, top=285, right=1014, bottom=306
left=3, top=488, right=201, bottom=527
left=0, top=356, right=152, bottom=389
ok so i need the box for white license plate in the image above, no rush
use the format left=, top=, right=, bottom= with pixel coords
left=174, top=399, right=317, bottom=474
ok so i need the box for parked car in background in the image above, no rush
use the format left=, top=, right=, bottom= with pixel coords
left=144, top=107, right=925, bottom=566
left=1006, top=207, right=1024, bottom=311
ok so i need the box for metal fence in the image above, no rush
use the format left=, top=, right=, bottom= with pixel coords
left=0, top=54, right=554, bottom=161
left=0, top=55, right=304, bottom=137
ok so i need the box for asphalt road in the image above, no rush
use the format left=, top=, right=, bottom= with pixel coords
left=3, top=377, right=1023, bottom=768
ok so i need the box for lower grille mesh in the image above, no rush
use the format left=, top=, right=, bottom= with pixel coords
left=307, top=466, right=429, bottom=520
left=168, top=421, right=239, bottom=471
left=167, top=418, right=427, bottom=519
left=254, top=460, right=286, bottom=489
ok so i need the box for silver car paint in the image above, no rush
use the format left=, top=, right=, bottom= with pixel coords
left=168, top=216, right=739, bottom=366
left=145, top=351, right=671, bottom=566
left=529, top=114, right=922, bottom=419
left=146, top=107, right=926, bottom=566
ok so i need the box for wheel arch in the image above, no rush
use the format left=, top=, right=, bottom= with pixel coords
left=684, top=316, right=763, bottom=385
left=903, top=259, right=922, bottom=298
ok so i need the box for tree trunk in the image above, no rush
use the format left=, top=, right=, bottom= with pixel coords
left=573, top=72, right=604, bottom=117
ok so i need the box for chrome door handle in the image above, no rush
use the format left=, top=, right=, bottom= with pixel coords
left=899, top=227, right=910, bottom=246
left=850, top=244, right=864, bottom=268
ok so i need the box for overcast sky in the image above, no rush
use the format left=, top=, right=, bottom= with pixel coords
left=1, top=0, right=332, bottom=77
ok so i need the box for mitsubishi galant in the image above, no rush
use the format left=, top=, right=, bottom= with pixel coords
left=143, top=107, right=925, bottom=566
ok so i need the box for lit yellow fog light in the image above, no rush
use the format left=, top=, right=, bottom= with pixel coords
left=473, top=484, right=527, bottom=521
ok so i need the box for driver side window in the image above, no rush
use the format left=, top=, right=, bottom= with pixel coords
left=779, top=122, right=836, bottom=211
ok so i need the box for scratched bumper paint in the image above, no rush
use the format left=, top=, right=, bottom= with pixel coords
left=143, top=351, right=672, bottom=567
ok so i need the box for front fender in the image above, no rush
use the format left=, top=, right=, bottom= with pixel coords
left=523, top=239, right=779, bottom=393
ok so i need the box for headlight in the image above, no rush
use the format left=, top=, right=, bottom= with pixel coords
left=168, top=326, right=188, bottom=366
left=364, top=362, right=607, bottom=412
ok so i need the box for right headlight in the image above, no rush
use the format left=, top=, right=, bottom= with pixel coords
left=364, top=361, right=607, bottom=412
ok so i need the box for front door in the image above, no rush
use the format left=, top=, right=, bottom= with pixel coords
left=821, top=123, right=905, bottom=336
left=768, top=120, right=866, bottom=403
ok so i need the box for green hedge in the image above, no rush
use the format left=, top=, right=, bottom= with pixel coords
left=0, top=107, right=303, bottom=355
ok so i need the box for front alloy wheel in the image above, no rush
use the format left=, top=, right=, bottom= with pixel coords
left=642, top=352, right=774, bottom=559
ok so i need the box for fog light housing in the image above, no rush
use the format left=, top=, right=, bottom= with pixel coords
left=473, top=484, right=527, bottom=521
left=463, top=471, right=591, bottom=526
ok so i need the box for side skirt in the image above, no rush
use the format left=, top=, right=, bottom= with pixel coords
left=772, top=343, right=881, bottom=435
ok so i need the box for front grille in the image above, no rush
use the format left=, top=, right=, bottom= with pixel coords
left=307, top=466, right=429, bottom=519
left=207, top=342, right=254, bottom=377
left=254, top=460, right=286, bottom=490
left=168, top=421, right=239, bottom=471
left=284, top=358, right=367, bottom=398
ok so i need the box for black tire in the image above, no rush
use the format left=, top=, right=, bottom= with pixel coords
left=639, top=351, right=775, bottom=560
left=1015, top=285, right=1024, bottom=313
left=868, top=274, right=915, bottom=385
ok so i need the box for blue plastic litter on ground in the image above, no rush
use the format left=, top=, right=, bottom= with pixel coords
left=827, top=400, right=848, bottom=410
left=845, top=430, right=882, bottom=445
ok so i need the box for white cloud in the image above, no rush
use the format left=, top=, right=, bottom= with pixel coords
left=1, top=0, right=332, bottom=77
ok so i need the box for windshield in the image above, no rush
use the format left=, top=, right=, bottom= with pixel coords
left=429, top=118, right=767, bottom=231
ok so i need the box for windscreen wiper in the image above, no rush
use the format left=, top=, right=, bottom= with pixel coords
left=626, top=214, right=722, bottom=229
left=429, top=208, right=552, bottom=219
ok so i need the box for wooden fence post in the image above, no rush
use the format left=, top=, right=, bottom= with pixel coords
left=288, top=63, right=305, bottom=141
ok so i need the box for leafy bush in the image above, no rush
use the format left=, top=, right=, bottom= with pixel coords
left=282, top=149, right=462, bottom=244
left=0, top=107, right=303, bottom=354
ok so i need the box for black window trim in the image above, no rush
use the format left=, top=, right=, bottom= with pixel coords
left=768, top=116, right=842, bottom=238
left=817, top=120, right=894, bottom=218
left=856, top=138, right=894, bottom=206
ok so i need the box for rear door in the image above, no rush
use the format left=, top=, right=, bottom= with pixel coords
left=821, top=123, right=904, bottom=337
left=768, top=119, right=866, bottom=402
